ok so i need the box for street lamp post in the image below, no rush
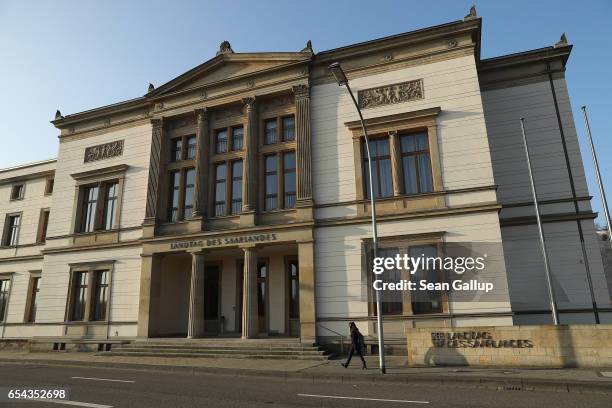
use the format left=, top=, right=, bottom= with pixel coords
left=329, top=62, right=386, bottom=374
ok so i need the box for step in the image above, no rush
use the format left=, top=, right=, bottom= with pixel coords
left=99, top=351, right=329, bottom=360
left=112, top=347, right=326, bottom=356
left=120, top=344, right=323, bottom=352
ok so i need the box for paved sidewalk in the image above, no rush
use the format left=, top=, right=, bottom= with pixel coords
left=1, top=351, right=610, bottom=394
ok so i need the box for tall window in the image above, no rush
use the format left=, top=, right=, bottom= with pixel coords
left=216, top=129, right=228, bottom=153
left=45, top=178, right=54, bottom=195
left=92, top=270, right=109, bottom=321
left=0, top=279, right=10, bottom=322
left=169, top=171, right=181, bottom=222
left=70, top=272, right=87, bottom=321
left=186, top=136, right=197, bottom=160
left=214, top=163, right=227, bottom=216
left=171, top=134, right=196, bottom=161
left=377, top=248, right=403, bottom=315
left=401, top=133, right=433, bottom=194
left=81, top=186, right=98, bottom=232
left=282, top=116, right=295, bottom=141
left=264, top=155, right=278, bottom=210
left=231, top=161, right=243, bottom=214
left=3, top=214, right=21, bottom=246
left=37, top=209, right=50, bottom=244
left=172, top=138, right=183, bottom=161
left=288, top=261, right=299, bottom=319
left=363, top=139, right=392, bottom=199
left=183, top=169, right=195, bottom=219
left=167, top=169, right=195, bottom=222
left=102, top=183, right=118, bottom=230
left=78, top=181, right=118, bottom=233
left=27, top=276, right=40, bottom=323
left=264, top=119, right=278, bottom=145
left=232, top=127, right=244, bottom=151
left=283, top=152, right=296, bottom=209
left=409, top=245, right=442, bottom=314
left=10, top=184, right=24, bottom=200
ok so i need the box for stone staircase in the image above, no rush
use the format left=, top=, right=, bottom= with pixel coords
left=98, top=338, right=331, bottom=361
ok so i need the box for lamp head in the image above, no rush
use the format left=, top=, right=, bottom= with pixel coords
left=329, top=62, right=348, bottom=86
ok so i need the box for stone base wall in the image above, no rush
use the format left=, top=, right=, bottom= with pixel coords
left=406, top=324, right=612, bottom=368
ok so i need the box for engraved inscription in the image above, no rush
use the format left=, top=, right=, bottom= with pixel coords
left=358, top=79, right=424, bottom=109
left=84, top=140, right=124, bottom=163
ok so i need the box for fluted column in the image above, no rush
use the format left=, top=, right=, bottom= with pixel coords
left=144, top=118, right=165, bottom=226
left=187, top=250, right=206, bottom=338
left=242, top=97, right=257, bottom=213
left=389, top=130, right=403, bottom=196
left=192, top=108, right=209, bottom=218
left=293, top=85, right=313, bottom=207
left=241, top=246, right=258, bottom=339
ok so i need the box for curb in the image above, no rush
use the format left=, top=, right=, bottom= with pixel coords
left=1, top=358, right=610, bottom=395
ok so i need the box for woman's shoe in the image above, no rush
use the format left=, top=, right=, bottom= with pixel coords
left=341, top=363, right=347, bottom=368
left=362, top=365, right=367, bottom=370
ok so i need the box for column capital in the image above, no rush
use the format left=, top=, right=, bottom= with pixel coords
left=292, top=84, right=310, bottom=100
left=194, top=107, right=209, bottom=121
left=241, top=96, right=256, bottom=110
left=150, top=117, right=164, bottom=128
left=388, top=130, right=398, bottom=136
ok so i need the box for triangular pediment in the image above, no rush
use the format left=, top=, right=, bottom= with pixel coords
left=149, top=52, right=311, bottom=97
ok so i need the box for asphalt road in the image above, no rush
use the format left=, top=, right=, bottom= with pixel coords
left=0, top=363, right=609, bottom=408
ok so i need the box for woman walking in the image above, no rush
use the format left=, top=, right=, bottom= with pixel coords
left=341, top=322, right=367, bottom=369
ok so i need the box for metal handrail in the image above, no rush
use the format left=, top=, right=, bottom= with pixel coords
left=318, top=324, right=346, bottom=354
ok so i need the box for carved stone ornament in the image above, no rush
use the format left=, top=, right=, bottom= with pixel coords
left=358, top=79, right=424, bottom=109
left=447, top=39, right=458, bottom=48
left=84, top=140, right=124, bottom=163
left=217, top=40, right=234, bottom=56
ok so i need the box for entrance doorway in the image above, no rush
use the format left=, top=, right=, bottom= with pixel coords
left=204, top=265, right=220, bottom=334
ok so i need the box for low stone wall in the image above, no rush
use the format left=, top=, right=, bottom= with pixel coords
left=406, top=324, right=612, bottom=368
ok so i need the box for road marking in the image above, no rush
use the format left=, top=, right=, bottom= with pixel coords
left=71, top=376, right=135, bottom=383
left=297, top=393, right=429, bottom=404
left=34, top=399, right=113, bottom=408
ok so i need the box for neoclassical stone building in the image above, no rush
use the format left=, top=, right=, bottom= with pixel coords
left=0, top=9, right=610, bottom=348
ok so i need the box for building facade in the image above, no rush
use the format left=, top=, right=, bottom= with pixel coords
left=1, top=10, right=610, bottom=347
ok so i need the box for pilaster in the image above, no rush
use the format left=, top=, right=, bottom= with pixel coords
left=192, top=108, right=209, bottom=221
left=143, top=118, right=165, bottom=237
left=241, top=246, right=259, bottom=338
left=241, top=97, right=257, bottom=226
left=293, top=85, right=313, bottom=209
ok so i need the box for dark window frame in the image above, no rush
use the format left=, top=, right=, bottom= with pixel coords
left=0, top=278, right=11, bottom=323
left=362, top=137, right=393, bottom=199
left=37, top=208, right=50, bottom=244
left=170, top=134, right=197, bottom=162
left=77, top=180, right=119, bottom=233
left=2, top=213, right=22, bottom=247
left=400, top=132, right=433, bottom=195
left=167, top=167, right=196, bottom=222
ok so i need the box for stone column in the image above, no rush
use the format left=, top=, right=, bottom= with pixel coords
left=242, top=97, right=257, bottom=212
left=389, top=130, right=403, bottom=196
left=187, top=250, right=206, bottom=338
left=241, top=246, right=259, bottom=339
left=144, top=118, right=165, bottom=228
left=137, top=254, right=162, bottom=338
left=297, top=240, right=316, bottom=343
left=293, top=85, right=313, bottom=207
left=191, top=108, right=209, bottom=220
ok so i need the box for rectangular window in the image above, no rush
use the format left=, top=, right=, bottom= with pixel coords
left=214, top=163, right=227, bottom=216
left=70, top=272, right=87, bottom=321
left=409, top=245, right=442, bottom=314
left=80, top=185, right=99, bottom=232
left=288, top=261, right=299, bottom=319
left=45, top=178, right=54, bottom=195
left=282, top=116, right=295, bottom=141
left=11, top=184, right=24, bottom=200
left=37, top=209, right=50, bottom=244
left=363, top=138, right=392, bottom=199
left=231, top=161, right=243, bottom=214
left=264, top=119, right=278, bottom=145
left=92, top=270, right=109, bottom=321
left=3, top=214, right=21, bottom=246
left=172, top=138, right=183, bottom=161
left=283, top=152, right=296, bottom=209
left=169, top=171, right=181, bottom=222
left=216, top=129, right=228, bottom=153
left=186, top=136, right=197, bottom=160
left=27, top=276, right=40, bottom=323
left=102, top=183, right=118, bottom=230
left=232, top=127, right=244, bottom=151
left=378, top=248, right=403, bottom=315
left=0, top=279, right=10, bottom=322
left=264, top=155, right=278, bottom=210
left=401, top=133, right=433, bottom=194
left=183, top=169, right=195, bottom=219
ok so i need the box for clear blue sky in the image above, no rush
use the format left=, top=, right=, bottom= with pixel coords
left=1, top=0, right=610, bottom=225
